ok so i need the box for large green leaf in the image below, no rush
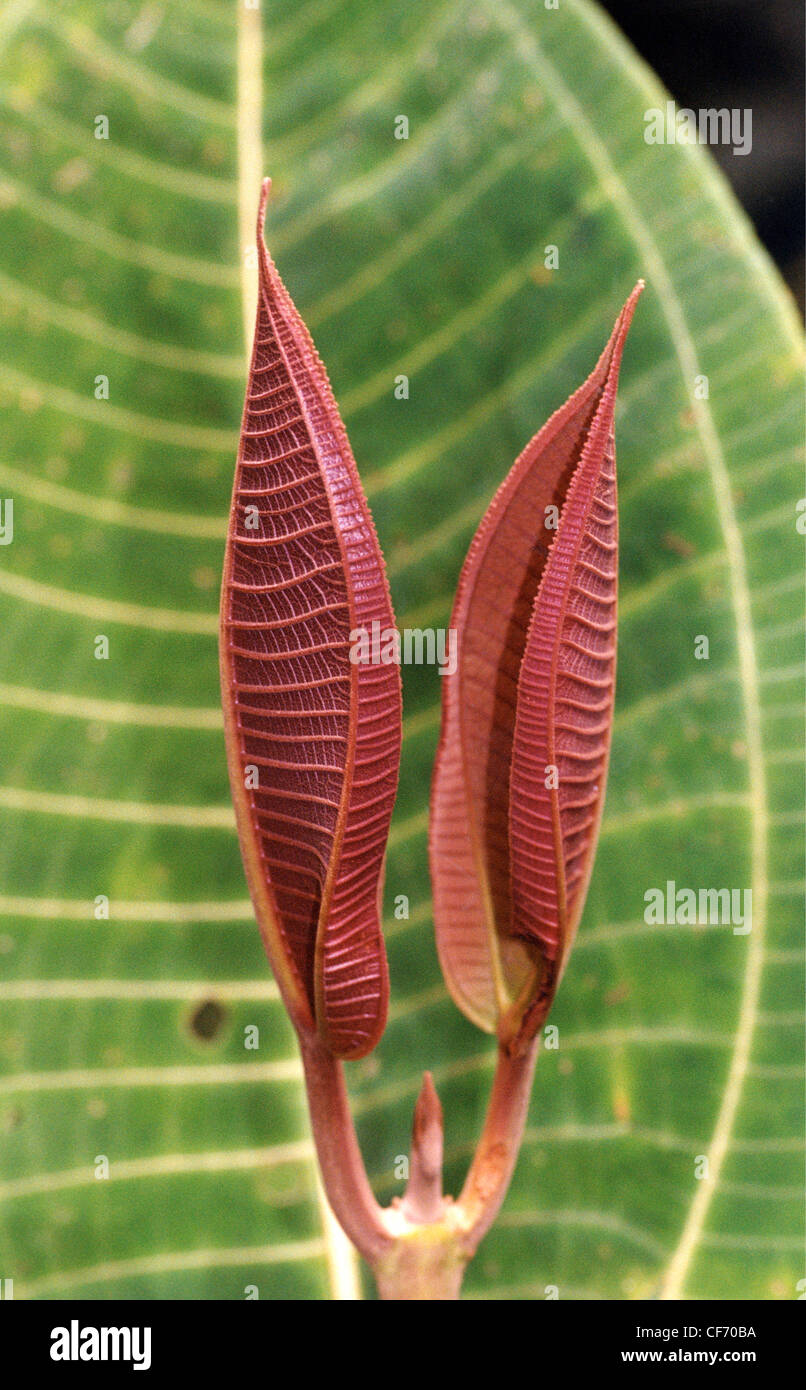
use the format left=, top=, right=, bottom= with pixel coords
left=0, top=0, right=802, bottom=1300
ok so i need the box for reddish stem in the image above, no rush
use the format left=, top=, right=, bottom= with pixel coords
left=456, top=1037, right=540, bottom=1251
left=300, top=1031, right=540, bottom=1297
left=299, top=1031, right=392, bottom=1263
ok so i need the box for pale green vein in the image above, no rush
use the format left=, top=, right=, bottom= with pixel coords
left=363, top=294, right=608, bottom=496
left=0, top=461, right=227, bottom=537
left=0, top=89, right=236, bottom=202
left=0, top=1138, right=315, bottom=1202
left=271, top=64, right=512, bottom=255
left=305, top=132, right=536, bottom=327
left=0, top=363, right=235, bottom=450
left=0, top=893, right=251, bottom=921
left=0, top=784, right=234, bottom=828
left=45, top=12, right=236, bottom=126
left=495, top=1207, right=667, bottom=1260
left=17, top=1239, right=325, bottom=1300
left=0, top=268, right=243, bottom=377
left=268, top=1, right=456, bottom=166
left=0, top=683, right=223, bottom=729
left=0, top=170, right=239, bottom=286
left=0, top=1058, right=301, bottom=1096
left=237, top=0, right=263, bottom=354
left=341, top=226, right=597, bottom=418
left=0, top=568, right=219, bottom=634
left=0, top=979, right=278, bottom=1002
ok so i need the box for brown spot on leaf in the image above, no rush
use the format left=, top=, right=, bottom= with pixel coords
left=662, top=531, right=696, bottom=557
left=189, top=998, right=226, bottom=1042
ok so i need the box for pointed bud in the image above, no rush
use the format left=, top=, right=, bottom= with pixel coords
left=402, top=1071, right=444, bottom=1224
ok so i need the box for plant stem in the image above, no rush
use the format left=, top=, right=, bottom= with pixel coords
left=372, top=1227, right=467, bottom=1301
left=300, top=1031, right=540, bottom=1297
left=298, top=1031, right=392, bottom=1264
left=456, top=1036, right=540, bottom=1251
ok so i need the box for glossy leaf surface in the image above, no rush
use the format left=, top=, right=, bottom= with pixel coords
left=431, top=286, right=641, bottom=1048
left=220, top=182, right=401, bottom=1059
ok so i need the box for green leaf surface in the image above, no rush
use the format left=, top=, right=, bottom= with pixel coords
left=0, top=0, right=802, bottom=1300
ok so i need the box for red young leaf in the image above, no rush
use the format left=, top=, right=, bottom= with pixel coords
left=220, top=180, right=401, bottom=1060
left=429, top=284, right=643, bottom=1051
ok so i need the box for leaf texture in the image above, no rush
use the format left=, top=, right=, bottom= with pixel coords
left=220, top=180, right=401, bottom=1060
left=430, top=285, right=642, bottom=1047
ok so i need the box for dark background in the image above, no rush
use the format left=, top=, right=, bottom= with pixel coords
left=604, top=0, right=804, bottom=315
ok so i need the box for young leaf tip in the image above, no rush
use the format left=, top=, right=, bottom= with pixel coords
left=413, top=1071, right=443, bottom=1143
left=257, top=175, right=271, bottom=238
left=220, top=177, right=402, bottom=1062
left=429, top=282, right=643, bottom=1054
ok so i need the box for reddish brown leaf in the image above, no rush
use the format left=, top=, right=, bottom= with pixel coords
left=429, top=283, right=643, bottom=1050
left=220, top=180, right=401, bottom=1060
